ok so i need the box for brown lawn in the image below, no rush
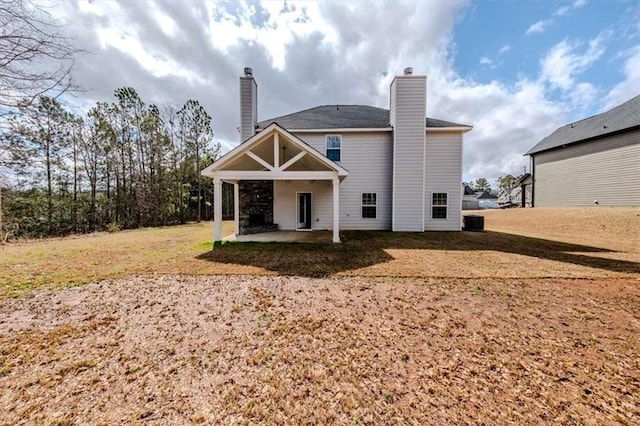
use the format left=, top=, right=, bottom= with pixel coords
left=0, top=207, right=639, bottom=424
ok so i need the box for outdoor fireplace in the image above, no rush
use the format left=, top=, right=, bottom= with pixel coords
left=238, top=181, right=278, bottom=234
left=249, top=213, right=265, bottom=226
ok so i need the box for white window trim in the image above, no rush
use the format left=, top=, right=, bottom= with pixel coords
left=431, top=192, right=448, bottom=220
left=325, top=134, right=342, bottom=162
left=361, top=192, right=377, bottom=219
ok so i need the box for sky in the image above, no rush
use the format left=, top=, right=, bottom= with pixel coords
left=46, top=0, right=640, bottom=184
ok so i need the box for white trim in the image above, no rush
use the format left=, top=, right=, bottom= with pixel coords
left=201, top=123, right=349, bottom=178
left=233, top=182, right=240, bottom=236
left=213, top=171, right=339, bottom=180
left=213, top=178, right=223, bottom=242
left=296, top=191, right=313, bottom=231
left=426, top=127, right=473, bottom=133
left=273, top=133, right=279, bottom=168
left=266, top=127, right=393, bottom=133
left=431, top=192, right=449, bottom=220
left=325, top=134, right=342, bottom=162
left=361, top=192, right=377, bottom=219
left=332, top=178, right=340, bottom=243
left=245, top=150, right=274, bottom=171
left=279, top=151, right=307, bottom=171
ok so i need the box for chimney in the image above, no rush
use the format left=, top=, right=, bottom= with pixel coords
left=239, top=67, right=257, bottom=142
left=389, top=67, right=427, bottom=232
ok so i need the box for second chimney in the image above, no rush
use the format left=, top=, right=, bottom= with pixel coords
left=239, top=67, right=257, bottom=142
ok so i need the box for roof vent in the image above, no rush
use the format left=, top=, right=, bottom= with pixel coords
left=403, top=67, right=413, bottom=76
left=244, top=67, right=253, bottom=77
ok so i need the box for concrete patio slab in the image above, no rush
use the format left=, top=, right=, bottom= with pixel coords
left=228, top=231, right=333, bottom=243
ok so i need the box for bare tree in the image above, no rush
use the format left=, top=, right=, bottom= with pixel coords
left=0, top=0, right=80, bottom=109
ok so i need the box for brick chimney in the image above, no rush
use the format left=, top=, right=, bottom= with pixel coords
left=239, top=67, right=257, bottom=142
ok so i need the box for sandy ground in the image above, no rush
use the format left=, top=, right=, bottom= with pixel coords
left=1, top=275, right=639, bottom=425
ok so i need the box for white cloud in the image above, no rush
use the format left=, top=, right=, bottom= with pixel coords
left=604, top=45, right=640, bottom=109
left=526, top=19, right=551, bottom=35
left=540, top=35, right=606, bottom=90
left=42, top=0, right=622, bottom=184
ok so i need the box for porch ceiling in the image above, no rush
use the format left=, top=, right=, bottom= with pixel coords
left=201, top=123, right=348, bottom=181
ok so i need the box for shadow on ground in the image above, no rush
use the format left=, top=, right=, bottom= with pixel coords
left=195, top=231, right=640, bottom=277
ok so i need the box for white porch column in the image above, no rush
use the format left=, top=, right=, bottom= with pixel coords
left=234, top=181, right=240, bottom=236
left=332, top=177, right=340, bottom=243
left=213, top=178, right=222, bottom=244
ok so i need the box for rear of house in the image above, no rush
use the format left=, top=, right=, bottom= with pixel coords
left=526, top=95, right=640, bottom=207
left=202, top=68, right=472, bottom=242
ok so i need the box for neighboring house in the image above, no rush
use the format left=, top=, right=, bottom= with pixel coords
left=476, top=191, right=497, bottom=200
left=462, top=184, right=479, bottom=210
left=525, top=95, right=640, bottom=207
left=201, top=67, right=472, bottom=243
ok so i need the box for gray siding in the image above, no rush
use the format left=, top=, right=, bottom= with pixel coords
left=291, top=132, right=393, bottom=230
left=390, top=76, right=427, bottom=231
left=240, top=77, right=257, bottom=142
left=533, top=129, right=640, bottom=206
left=424, top=132, right=463, bottom=230
left=273, top=181, right=332, bottom=230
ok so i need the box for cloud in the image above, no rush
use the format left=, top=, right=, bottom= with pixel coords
left=526, top=19, right=552, bottom=35
left=555, top=0, right=587, bottom=17
left=479, top=56, right=492, bottom=66
left=44, top=0, right=621, bottom=185
left=540, top=35, right=606, bottom=91
left=604, top=45, right=640, bottom=109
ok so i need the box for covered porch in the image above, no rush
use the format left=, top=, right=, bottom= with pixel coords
left=201, top=123, right=348, bottom=244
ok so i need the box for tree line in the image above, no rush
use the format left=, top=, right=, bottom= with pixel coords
left=0, top=89, right=220, bottom=240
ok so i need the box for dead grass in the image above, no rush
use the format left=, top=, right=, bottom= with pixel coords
left=0, top=275, right=638, bottom=424
left=0, top=208, right=639, bottom=423
left=1, top=208, right=639, bottom=298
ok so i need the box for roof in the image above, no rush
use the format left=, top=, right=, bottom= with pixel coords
left=476, top=191, right=498, bottom=199
left=526, top=95, right=640, bottom=155
left=256, top=105, right=470, bottom=130
left=463, top=184, right=475, bottom=195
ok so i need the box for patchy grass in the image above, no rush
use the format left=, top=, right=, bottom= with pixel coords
left=0, top=275, right=638, bottom=424
left=1, top=208, right=639, bottom=298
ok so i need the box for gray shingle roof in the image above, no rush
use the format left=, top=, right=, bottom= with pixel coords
left=526, top=95, right=640, bottom=155
left=256, top=105, right=470, bottom=130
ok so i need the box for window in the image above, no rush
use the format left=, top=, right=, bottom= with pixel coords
left=432, top=193, right=448, bottom=219
left=362, top=193, right=377, bottom=219
left=325, top=135, right=341, bottom=161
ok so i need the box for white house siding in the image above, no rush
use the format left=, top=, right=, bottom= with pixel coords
left=291, top=132, right=393, bottom=230
left=424, top=132, right=463, bottom=231
left=533, top=129, right=640, bottom=206
left=239, top=76, right=257, bottom=142
left=273, top=180, right=333, bottom=230
left=390, top=76, right=427, bottom=231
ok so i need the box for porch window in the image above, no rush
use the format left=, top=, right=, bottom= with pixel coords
left=362, top=193, right=377, bottom=218
left=432, top=193, right=448, bottom=219
left=325, top=135, right=341, bottom=161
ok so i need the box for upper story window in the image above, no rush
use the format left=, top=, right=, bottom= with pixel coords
left=432, top=193, right=448, bottom=219
left=325, top=135, right=342, bottom=161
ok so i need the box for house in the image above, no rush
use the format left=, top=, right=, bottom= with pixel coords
left=462, top=184, right=479, bottom=210
left=525, top=95, right=640, bottom=207
left=475, top=191, right=497, bottom=200
left=201, top=67, right=472, bottom=243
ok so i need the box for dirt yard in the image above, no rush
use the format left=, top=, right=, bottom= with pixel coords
left=0, top=207, right=639, bottom=424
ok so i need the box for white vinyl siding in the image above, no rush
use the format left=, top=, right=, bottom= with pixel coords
left=239, top=77, right=257, bottom=142
left=424, top=131, right=463, bottom=231
left=273, top=180, right=332, bottom=230
left=390, top=76, right=427, bottom=231
left=533, top=129, right=640, bottom=206
left=291, top=132, right=392, bottom=230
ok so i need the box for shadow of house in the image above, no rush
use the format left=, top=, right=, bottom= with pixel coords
left=195, top=231, right=640, bottom=277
